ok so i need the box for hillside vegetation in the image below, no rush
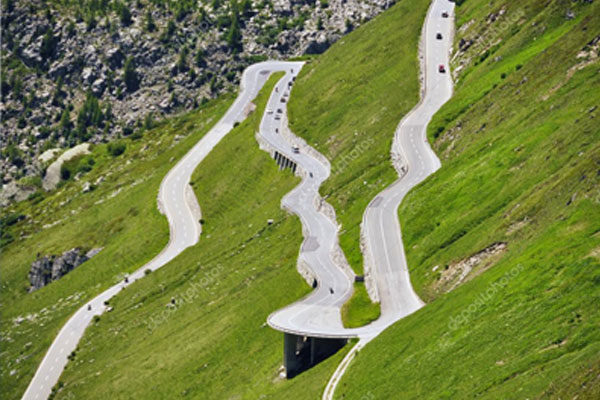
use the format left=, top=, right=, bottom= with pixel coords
left=45, top=74, right=350, bottom=400
left=0, top=0, right=388, bottom=191
left=287, top=0, right=431, bottom=326
left=336, top=0, right=600, bottom=398
left=1, top=96, right=233, bottom=400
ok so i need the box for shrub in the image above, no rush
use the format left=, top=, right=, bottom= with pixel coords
left=107, top=141, right=126, bottom=157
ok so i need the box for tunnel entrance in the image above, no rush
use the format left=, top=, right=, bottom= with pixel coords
left=283, top=333, right=347, bottom=378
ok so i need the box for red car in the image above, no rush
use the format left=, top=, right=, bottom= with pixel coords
left=438, top=64, right=446, bottom=73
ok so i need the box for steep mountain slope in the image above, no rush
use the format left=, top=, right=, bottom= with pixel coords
left=0, top=94, right=233, bottom=399
left=28, top=74, right=350, bottom=400
left=287, top=0, right=431, bottom=325
left=334, top=0, right=600, bottom=398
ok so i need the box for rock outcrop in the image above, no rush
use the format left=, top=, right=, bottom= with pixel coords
left=28, top=247, right=102, bottom=292
left=0, top=0, right=393, bottom=201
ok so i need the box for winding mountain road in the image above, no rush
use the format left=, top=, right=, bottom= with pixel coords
left=266, top=0, right=454, bottom=341
left=21, top=61, right=300, bottom=400
left=23, top=0, right=454, bottom=396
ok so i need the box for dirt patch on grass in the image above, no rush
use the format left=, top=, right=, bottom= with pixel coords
left=432, top=242, right=508, bottom=294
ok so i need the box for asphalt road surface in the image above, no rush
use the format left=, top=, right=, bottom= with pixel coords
left=23, top=0, right=454, bottom=393
left=266, top=0, right=455, bottom=341
left=21, top=61, right=300, bottom=400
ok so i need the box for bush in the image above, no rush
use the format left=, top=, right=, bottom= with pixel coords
left=60, top=155, right=93, bottom=180
left=107, top=141, right=126, bottom=157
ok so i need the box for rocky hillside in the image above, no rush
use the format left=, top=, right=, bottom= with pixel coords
left=0, top=0, right=391, bottom=198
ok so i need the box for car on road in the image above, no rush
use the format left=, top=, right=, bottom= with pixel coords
left=274, top=115, right=281, bottom=120
left=277, top=108, right=283, bottom=113
left=438, top=64, right=446, bottom=73
left=280, top=97, right=286, bottom=103
left=292, top=145, right=300, bottom=154
left=266, top=109, right=273, bottom=114
left=436, top=32, right=443, bottom=40
left=442, top=11, right=449, bottom=18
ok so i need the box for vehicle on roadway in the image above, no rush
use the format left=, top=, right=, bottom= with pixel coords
left=442, top=11, right=449, bottom=18
left=309, top=172, right=313, bottom=178
left=277, top=108, right=283, bottom=113
left=292, top=145, right=300, bottom=154
left=274, top=115, right=281, bottom=120
left=280, top=97, right=286, bottom=103
left=267, top=109, right=273, bottom=114
left=436, top=32, right=443, bottom=40
left=438, top=64, right=446, bottom=73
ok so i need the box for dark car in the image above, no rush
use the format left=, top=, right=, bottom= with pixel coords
left=438, top=64, right=446, bottom=73
left=436, top=32, right=443, bottom=40
left=442, top=11, right=449, bottom=18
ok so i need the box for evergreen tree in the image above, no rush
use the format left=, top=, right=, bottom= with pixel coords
left=59, top=108, right=72, bottom=132
left=77, top=92, right=104, bottom=129
left=145, top=9, right=156, bottom=32
left=40, top=27, right=58, bottom=61
left=226, top=2, right=243, bottom=53
left=177, top=47, right=188, bottom=73
left=195, top=49, right=205, bottom=67
left=119, top=3, right=132, bottom=26
left=123, top=56, right=139, bottom=92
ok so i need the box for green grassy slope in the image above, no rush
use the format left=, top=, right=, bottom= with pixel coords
left=48, top=74, right=348, bottom=400
left=0, top=97, right=232, bottom=400
left=287, top=0, right=431, bottom=326
left=336, top=0, right=600, bottom=398
left=288, top=0, right=430, bottom=276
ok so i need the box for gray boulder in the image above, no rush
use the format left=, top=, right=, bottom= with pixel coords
left=28, top=247, right=102, bottom=292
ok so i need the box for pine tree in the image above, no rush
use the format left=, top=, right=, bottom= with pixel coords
left=119, top=3, right=132, bottom=26
left=123, top=57, right=139, bottom=92
left=60, top=108, right=72, bottom=132
left=145, top=10, right=156, bottom=32
left=226, top=2, right=243, bottom=53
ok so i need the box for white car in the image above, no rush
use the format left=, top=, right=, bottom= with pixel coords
left=266, top=109, right=273, bottom=114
